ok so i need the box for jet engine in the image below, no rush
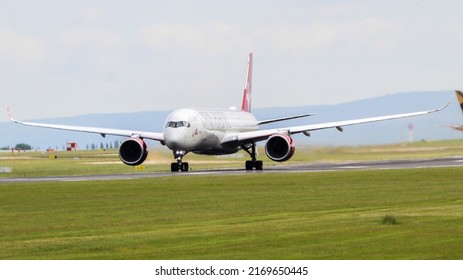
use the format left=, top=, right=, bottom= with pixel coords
left=265, top=133, right=295, bottom=162
left=118, top=137, right=148, bottom=166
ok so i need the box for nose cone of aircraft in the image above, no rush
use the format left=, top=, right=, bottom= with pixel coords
left=164, top=128, right=185, bottom=150
left=163, top=109, right=197, bottom=150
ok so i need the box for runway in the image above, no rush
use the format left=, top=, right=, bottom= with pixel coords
left=1, top=157, right=463, bottom=183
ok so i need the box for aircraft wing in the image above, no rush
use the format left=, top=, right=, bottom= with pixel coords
left=222, top=95, right=453, bottom=145
left=7, top=109, right=164, bottom=142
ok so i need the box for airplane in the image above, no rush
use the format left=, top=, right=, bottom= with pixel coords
left=8, top=53, right=453, bottom=172
left=446, top=90, right=463, bottom=132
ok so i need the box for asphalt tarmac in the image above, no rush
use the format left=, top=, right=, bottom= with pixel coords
left=1, top=157, right=462, bottom=183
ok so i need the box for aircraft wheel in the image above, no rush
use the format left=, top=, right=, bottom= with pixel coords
left=255, top=160, right=263, bottom=170
left=245, top=161, right=253, bottom=170
left=181, top=162, right=189, bottom=172
left=171, top=163, right=179, bottom=172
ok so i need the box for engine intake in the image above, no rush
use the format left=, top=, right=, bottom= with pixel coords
left=265, top=133, right=295, bottom=162
left=119, top=137, right=148, bottom=166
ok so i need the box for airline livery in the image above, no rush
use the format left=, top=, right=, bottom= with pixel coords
left=8, top=53, right=452, bottom=172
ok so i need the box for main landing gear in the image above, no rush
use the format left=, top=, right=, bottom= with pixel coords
left=242, top=142, right=263, bottom=171
left=171, top=150, right=189, bottom=172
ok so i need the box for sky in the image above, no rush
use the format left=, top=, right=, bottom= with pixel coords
left=1, top=0, right=463, bottom=119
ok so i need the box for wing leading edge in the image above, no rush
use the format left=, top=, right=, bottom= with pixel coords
left=222, top=94, right=453, bottom=145
left=7, top=108, right=164, bottom=142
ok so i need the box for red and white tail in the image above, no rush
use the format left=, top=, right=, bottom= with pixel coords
left=241, top=52, right=253, bottom=112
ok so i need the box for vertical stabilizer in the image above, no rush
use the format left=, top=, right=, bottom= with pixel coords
left=456, top=90, right=463, bottom=114
left=241, top=53, right=253, bottom=112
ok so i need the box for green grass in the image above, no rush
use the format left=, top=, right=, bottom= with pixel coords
left=1, top=168, right=463, bottom=259
left=0, top=149, right=245, bottom=177
left=2, top=139, right=463, bottom=177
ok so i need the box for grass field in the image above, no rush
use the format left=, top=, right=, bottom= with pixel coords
left=1, top=140, right=463, bottom=259
left=1, top=167, right=463, bottom=260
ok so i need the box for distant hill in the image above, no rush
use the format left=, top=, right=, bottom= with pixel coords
left=1, top=91, right=461, bottom=151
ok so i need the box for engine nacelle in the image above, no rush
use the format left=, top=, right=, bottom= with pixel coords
left=265, top=133, right=295, bottom=162
left=118, top=137, right=148, bottom=166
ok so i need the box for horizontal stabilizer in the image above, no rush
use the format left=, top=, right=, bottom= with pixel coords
left=258, top=113, right=315, bottom=125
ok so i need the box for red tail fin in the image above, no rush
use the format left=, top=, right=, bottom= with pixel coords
left=241, top=53, right=253, bottom=112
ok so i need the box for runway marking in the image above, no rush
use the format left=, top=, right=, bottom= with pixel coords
left=340, top=166, right=368, bottom=169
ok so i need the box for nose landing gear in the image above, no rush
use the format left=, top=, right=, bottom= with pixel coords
left=171, top=150, right=189, bottom=172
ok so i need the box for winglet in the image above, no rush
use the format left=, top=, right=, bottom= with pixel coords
left=436, top=93, right=455, bottom=112
left=6, top=107, right=21, bottom=124
left=425, top=93, right=454, bottom=114
left=6, top=107, right=13, bottom=121
left=241, top=52, right=253, bottom=112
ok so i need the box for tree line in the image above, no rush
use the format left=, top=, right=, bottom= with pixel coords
left=1, top=140, right=121, bottom=151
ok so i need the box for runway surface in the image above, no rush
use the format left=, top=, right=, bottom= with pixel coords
left=1, top=157, right=463, bottom=183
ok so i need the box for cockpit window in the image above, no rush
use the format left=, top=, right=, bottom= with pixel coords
left=166, top=121, right=190, bottom=128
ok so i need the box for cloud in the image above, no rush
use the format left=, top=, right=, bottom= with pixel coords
left=317, top=2, right=367, bottom=19
left=0, top=27, right=45, bottom=67
left=137, top=23, right=249, bottom=56
left=252, top=18, right=401, bottom=61
left=134, top=17, right=401, bottom=61
left=76, top=8, right=106, bottom=24
left=54, top=27, right=128, bottom=70
left=3, top=1, right=463, bottom=119
left=57, top=27, right=125, bottom=50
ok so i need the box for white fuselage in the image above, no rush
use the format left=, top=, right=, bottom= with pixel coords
left=163, top=108, right=258, bottom=155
